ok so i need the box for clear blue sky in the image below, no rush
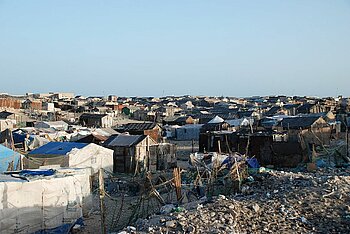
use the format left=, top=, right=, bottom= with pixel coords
left=0, top=0, right=349, bottom=97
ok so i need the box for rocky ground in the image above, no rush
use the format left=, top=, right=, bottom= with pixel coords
left=120, top=167, right=350, bottom=234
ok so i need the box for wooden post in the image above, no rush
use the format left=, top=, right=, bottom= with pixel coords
left=146, top=136, right=150, bottom=172
left=218, top=140, right=221, bottom=154
left=346, top=125, right=349, bottom=159
left=20, top=155, right=24, bottom=170
left=99, top=169, right=107, bottom=234
left=173, top=168, right=182, bottom=202
left=191, top=139, right=194, bottom=153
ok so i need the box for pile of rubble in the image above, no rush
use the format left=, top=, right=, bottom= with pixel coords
left=122, top=167, right=350, bottom=233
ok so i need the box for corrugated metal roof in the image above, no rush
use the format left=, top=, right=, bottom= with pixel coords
left=104, top=134, right=146, bottom=147
left=0, top=111, right=14, bottom=119
left=80, top=113, right=108, bottom=119
left=28, top=142, right=88, bottom=156
left=280, top=116, right=321, bottom=129
left=98, top=128, right=119, bottom=136
left=120, top=122, right=157, bottom=132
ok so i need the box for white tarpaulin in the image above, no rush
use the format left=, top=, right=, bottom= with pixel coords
left=0, top=168, right=91, bottom=234
left=67, top=143, right=114, bottom=174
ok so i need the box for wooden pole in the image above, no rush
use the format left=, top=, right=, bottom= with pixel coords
left=218, top=140, right=221, bottom=154
left=99, top=169, right=107, bottom=234
left=191, top=139, right=194, bottom=153
left=346, top=125, right=349, bottom=159
left=173, top=168, right=182, bottom=202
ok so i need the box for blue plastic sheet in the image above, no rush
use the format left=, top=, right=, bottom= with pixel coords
left=0, top=144, right=21, bottom=172
left=12, top=131, right=27, bottom=144
left=19, top=169, right=55, bottom=177
left=316, top=159, right=326, bottom=168
left=29, top=142, right=88, bottom=156
left=34, top=218, right=84, bottom=234
left=246, top=158, right=260, bottom=168
left=221, top=156, right=235, bottom=169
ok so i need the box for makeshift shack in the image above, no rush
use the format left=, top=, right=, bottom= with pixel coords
left=174, top=124, right=203, bottom=141
left=79, top=113, right=113, bottom=128
left=104, top=134, right=177, bottom=173
left=199, top=131, right=308, bottom=167
left=104, top=134, right=157, bottom=173
left=117, top=122, right=161, bottom=142
left=278, top=116, right=331, bottom=146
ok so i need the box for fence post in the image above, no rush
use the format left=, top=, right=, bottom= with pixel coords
left=173, top=168, right=182, bottom=202
left=99, top=169, right=107, bottom=234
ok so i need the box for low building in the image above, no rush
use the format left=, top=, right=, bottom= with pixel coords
left=75, top=133, right=108, bottom=145
left=200, top=116, right=230, bottom=132
left=163, top=116, right=196, bottom=126
left=174, top=124, right=203, bottom=141
left=104, top=134, right=176, bottom=173
left=199, top=131, right=308, bottom=167
left=79, top=113, right=113, bottom=128
left=42, top=102, right=55, bottom=112
left=278, top=116, right=331, bottom=146
left=0, top=111, right=17, bottom=131
left=22, top=99, right=42, bottom=110
left=117, top=122, right=161, bottom=142
left=0, top=119, right=16, bottom=131
left=0, top=111, right=17, bottom=120
left=0, top=97, right=22, bottom=109
left=104, top=134, right=156, bottom=173
left=225, top=118, right=254, bottom=132
left=34, top=121, right=69, bottom=131
left=51, top=92, right=75, bottom=100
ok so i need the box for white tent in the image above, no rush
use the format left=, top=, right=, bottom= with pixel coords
left=26, top=143, right=114, bottom=174
left=67, top=143, right=114, bottom=174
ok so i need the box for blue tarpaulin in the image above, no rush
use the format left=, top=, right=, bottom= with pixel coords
left=29, top=142, right=88, bottom=156
left=221, top=156, right=260, bottom=169
left=221, top=156, right=235, bottom=169
left=0, top=144, right=22, bottom=172
left=33, top=217, right=84, bottom=234
left=12, top=131, right=27, bottom=144
left=19, top=169, right=56, bottom=177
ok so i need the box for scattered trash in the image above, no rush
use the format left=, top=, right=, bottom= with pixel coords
left=125, top=226, right=136, bottom=232
left=307, top=163, right=317, bottom=172
left=252, top=204, right=260, bottom=213
left=259, top=167, right=266, bottom=173
left=165, top=220, right=177, bottom=228
left=160, top=204, right=176, bottom=214
left=247, top=176, right=254, bottom=182
left=173, top=206, right=185, bottom=213
left=300, top=216, right=308, bottom=224
left=316, top=159, right=327, bottom=168
left=132, top=168, right=350, bottom=233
